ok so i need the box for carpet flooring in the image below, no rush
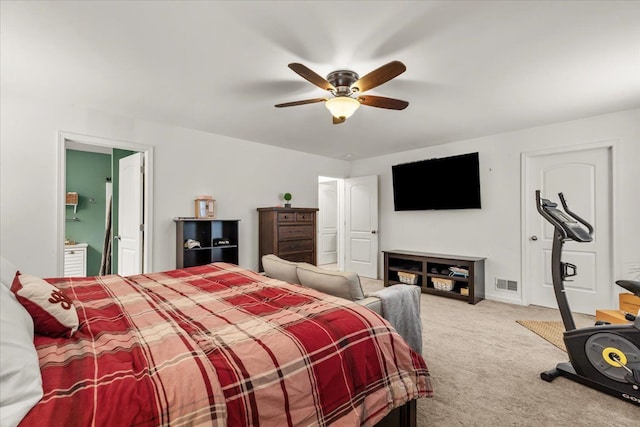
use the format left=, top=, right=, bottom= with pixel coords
left=355, top=275, right=640, bottom=427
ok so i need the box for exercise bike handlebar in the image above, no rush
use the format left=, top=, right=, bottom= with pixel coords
left=535, top=190, right=593, bottom=243
left=535, top=190, right=567, bottom=239
left=558, top=192, right=594, bottom=237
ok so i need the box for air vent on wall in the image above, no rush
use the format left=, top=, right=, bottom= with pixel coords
left=496, top=278, right=518, bottom=292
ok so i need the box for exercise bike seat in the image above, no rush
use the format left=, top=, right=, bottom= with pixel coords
left=616, top=280, right=640, bottom=297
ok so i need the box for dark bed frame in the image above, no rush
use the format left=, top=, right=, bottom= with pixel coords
left=374, top=399, right=417, bottom=427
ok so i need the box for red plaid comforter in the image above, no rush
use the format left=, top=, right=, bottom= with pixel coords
left=19, top=263, right=432, bottom=427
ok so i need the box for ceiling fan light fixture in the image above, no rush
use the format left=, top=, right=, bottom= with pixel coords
left=277, top=61, right=407, bottom=123
left=325, top=96, right=360, bottom=119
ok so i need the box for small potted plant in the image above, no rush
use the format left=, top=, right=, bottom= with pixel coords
left=283, top=192, right=292, bottom=208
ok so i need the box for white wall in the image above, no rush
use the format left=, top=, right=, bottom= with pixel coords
left=350, top=108, right=640, bottom=305
left=0, top=94, right=349, bottom=277
left=3, top=93, right=638, bottom=308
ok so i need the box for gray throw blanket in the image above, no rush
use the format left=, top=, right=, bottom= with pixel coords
left=368, top=284, right=423, bottom=354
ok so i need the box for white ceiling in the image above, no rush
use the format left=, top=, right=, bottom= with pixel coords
left=2, top=1, right=639, bottom=160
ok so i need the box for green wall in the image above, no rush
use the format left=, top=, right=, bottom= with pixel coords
left=65, top=150, right=111, bottom=276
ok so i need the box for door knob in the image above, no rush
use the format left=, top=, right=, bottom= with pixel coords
left=371, top=230, right=378, bottom=234
left=530, top=235, right=538, bottom=241
left=114, top=235, right=121, bottom=241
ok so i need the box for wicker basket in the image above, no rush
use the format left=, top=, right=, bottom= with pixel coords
left=398, top=271, right=418, bottom=285
left=66, top=192, right=78, bottom=204
left=432, top=277, right=454, bottom=291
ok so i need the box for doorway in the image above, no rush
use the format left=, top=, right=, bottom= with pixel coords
left=317, top=175, right=380, bottom=279
left=318, top=177, right=342, bottom=269
left=522, top=141, right=615, bottom=315
left=64, top=144, right=112, bottom=276
left=57, top=132, right=154, bottom=277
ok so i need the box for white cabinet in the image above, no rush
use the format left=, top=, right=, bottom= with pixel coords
left=64, top=243, right=87, bottom=277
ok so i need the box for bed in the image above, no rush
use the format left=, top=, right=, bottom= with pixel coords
left=3, top=262, right=432, bottom=426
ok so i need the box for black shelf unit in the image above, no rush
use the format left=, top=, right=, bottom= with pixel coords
left=174, top=218, right=240, bottom=268
left=383, top=250, right=485, bottom=304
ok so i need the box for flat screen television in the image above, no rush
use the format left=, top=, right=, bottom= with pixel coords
left=392, top=152, right=481, bottom=211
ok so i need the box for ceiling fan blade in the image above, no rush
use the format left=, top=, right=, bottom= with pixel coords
left=352, top=61, right=406, bottom=92
left=288, top=63, right=336, bottom=91
left=332, top=116, right=346, bottom=125
left=357, top=95, right=409, bottom=110
left=274, top=98, right=327, bottom=108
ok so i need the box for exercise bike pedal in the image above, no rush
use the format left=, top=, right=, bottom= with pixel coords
left=625, top=369, right=640, bottom=386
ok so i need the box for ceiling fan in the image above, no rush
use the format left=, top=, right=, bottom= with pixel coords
left=275, top=61, right=409, bottom=124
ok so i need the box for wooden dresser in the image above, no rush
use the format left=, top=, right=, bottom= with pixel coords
left=257, top=207, right=318, bottom=271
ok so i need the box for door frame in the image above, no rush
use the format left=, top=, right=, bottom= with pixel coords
left=57, top=131, right=154, bottom=276
left=520, top=140, right=618, bottom=307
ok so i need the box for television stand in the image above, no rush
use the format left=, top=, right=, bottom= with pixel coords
left=383, top=250, right=485, bottom=304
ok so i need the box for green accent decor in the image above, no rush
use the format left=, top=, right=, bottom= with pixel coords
left=66, top=149, right=111, bottom=276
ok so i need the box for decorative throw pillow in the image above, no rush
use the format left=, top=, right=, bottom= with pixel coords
left=262, top=254, right=302, bottom=284
left=296, top=264, right=366, bottom=301
left=11, top=272, right=79, bottom=338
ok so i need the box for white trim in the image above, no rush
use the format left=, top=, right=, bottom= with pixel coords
left=57, top=131, right=154, bottom=276
left=66, top=141, right=112, bottom=154
left=337, top=178, right=345, bottom=272
left=485, top=293, right=523, bottom=306
left=520, top=139, right=617, bottom=307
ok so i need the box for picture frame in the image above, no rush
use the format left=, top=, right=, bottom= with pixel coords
left=194, top=197, right=215, bottom=218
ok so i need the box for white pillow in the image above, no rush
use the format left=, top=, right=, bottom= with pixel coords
left=0, top=284, right=43, bottom=427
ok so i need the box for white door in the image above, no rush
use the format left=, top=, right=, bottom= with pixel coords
left=345, top=175, right=378, bottom=278
left=318, top=180, right=338, bottom=265
left=117, top=152, right=144, bottom=276
left=526, top=146, right=612, bottom=314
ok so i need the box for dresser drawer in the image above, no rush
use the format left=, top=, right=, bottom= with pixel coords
left=281, top=252, right=314, bottom=264
left=277, top=212, right=314, bottom=223
left=277, top=212, right=296, bottom=222
left=278, top=239, right=313, bottom=254
left=278, top=225, right=313, bottom=240
left=295, top=212, right=314, bottom=222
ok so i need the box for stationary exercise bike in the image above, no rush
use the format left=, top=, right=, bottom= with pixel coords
left=535, top=190, right=640, bottom=406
